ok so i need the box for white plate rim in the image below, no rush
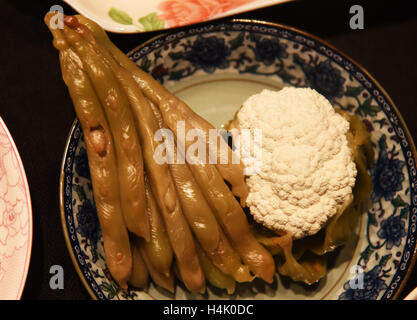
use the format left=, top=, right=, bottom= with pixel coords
left=0, top=116, right=33, bottom=300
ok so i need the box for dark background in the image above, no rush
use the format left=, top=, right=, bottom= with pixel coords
left=0, top=0, right=416, bottom=300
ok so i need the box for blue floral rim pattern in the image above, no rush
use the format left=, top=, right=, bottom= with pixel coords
left=61, top=123, right=105, bottom=299
left=60, top=19, right=417, bottom=300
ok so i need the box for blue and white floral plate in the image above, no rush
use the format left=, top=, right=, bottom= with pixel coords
left=60, top=19, right=417, bottom=300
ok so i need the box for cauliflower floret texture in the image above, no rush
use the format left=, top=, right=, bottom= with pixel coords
left=236, top=87, right=357, bottom=240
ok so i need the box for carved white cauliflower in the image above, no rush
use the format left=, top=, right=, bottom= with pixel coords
left=236, top=87, right=357, bottom=239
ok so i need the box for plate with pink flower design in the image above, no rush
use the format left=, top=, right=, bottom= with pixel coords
left=62, top=0, right=293, bottom=33
left=0, top=117, right=33, bottom=299
left=60, top=19, right=417, bottom=300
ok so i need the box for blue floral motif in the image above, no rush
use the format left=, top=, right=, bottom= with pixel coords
left=76, top=199, right=100, bottom=244
left=184, top=35, right=230, bottom=73
left=253, top=37, right=288, bottom=66
left=339, top=265, right=388, bottom=300
left=371, top=149, right=405, bottom=203
left=377, top=215, right=406, bottom=250
left=302, top=59, right=345, bottom=101
left=75, top=146, right=91, bottom=180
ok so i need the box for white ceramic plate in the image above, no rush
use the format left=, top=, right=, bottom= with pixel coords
left=0, top=117, right=33, bottom=300
left=60, top=20, right=417, bottom=300
left=62, top=0, right=293, bottom=33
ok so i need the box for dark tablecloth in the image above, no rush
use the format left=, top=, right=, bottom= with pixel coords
left=0, top=0, right=416, bottom=300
